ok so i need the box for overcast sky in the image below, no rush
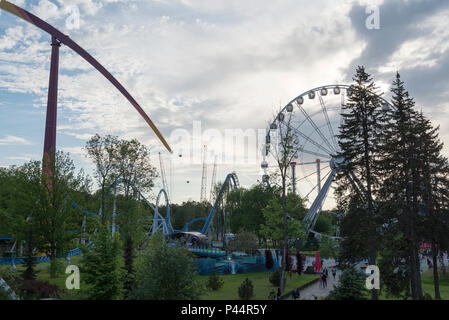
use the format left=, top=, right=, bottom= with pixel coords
left=0, top=0, right=448, bottom=205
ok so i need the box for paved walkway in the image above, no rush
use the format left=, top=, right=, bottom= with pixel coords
left=299, top=270, right=340, bottom=300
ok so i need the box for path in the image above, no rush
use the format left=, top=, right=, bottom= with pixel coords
left=299, top=270, right=340, bottom=300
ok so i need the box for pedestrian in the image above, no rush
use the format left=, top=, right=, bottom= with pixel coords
left=332, top=268, right=336, bottom=279
left=276, top=288, right=281, bottom=300
left=319, top=273, right=323, bottom=288
left=323, top=272, right=328, bottom=288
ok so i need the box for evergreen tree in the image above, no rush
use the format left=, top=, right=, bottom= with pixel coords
left=82, top=224, right=124, bottom=300
left=335, top=66, right=385, bottom=299
left=238, top=278, right=254, bottom=300
left=327, top=267, right=368, bottom=300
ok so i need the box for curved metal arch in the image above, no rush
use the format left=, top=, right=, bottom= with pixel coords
left=155, top=188, right=172, bottom=233
left=0, top=0, right=171, bottom=153
left=181, top=217, right=207, bottom=232
left=200, top=172, right=239, bottom=235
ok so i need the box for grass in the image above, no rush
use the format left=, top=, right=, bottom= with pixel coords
left=198, top=272, right=318, bottom=300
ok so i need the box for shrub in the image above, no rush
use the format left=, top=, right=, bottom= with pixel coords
left=269, top=268, right=286, bottom=287
left=296, top=251, right=304, bottom=275
left=265, top=250, right=274, bottom=270
left=206, top=273, right=224, bottom=291
left=20, top=278, right=64, bottom=299
left=286, top=251, right=292, bottom=272
left=238, top=278, right=254, bottom=300
left=327, top=267, right=367, bottom=300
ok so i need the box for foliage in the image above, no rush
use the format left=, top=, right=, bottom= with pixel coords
left=238, top=278, right=254, bottom=300
left=84, top=134, right=120, bottom=224
left=260, top=193, right=306, bottom=245
left=318, top=237, right=339, bottom=259
left=131, top=239, right=203, bottom=300
left=327, top=267, right=368, bottom=300
left=226, top=229, right=258, bottom=253
left=226, top=183, right=279, bottom=239
left=206, top=273, right=224, bottom=291
left=81, top=224, right=125, bottom=300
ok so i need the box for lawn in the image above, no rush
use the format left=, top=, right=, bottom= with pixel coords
left=198, top=272, right=318, bottom=300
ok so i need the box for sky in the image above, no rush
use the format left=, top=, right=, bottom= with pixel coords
left=0, top=0, right=448, bottom=206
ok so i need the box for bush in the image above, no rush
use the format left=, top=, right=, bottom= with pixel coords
left=18, top=278, right=64, bottom=299
left=286, top=251, right=292, bottom=272
left=423, top=293, right=433, bottom=300
left=206, top=273, right=224, bottom=291
left=265, top=250, right=274, bottom=270
left=238, top=278, right=254, bottom=300
left=269, top=268, right=286, bottom=287
left=296, top=251, right=304, bottom=275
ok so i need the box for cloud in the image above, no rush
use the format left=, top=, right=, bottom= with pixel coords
left=0, top=135, right=31, bottom=145
left=1, top=0, right=448, bottom=203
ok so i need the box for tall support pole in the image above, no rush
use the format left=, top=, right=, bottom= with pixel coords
left=290, top=162, right=296, bottom=195
left=316, top=159, right=321, bottom=212
left=43, top=36, right=61, bottom=184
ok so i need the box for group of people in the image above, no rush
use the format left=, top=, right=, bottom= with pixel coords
left=269, top=287, right=300, bottom=300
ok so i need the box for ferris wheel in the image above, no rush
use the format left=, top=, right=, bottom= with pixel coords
left=261, top=84, right=393, bottom=235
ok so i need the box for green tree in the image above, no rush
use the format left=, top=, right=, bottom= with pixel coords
left=318, top=236, right=338, bottom=260
left=226, top=183, right=279, bottom=242
left=266, top=107, right=302, bottom=292
left=260, top=193, right=305, bottom=248
left=131, top=237, right=202, bottom=300
left=226, top=229, right=258, bottom=253
left=82, top=224, right=124, bottom=300
left=85, top=134, right=120, bottom=224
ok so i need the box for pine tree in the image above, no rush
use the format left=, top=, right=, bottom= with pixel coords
left=376, top=72, right=424, bottom=299
left=335, top=66, right=385, bottom=299
left=82, top=224, right=124, bottom=300
left=327, top=267, right=368, bottom=300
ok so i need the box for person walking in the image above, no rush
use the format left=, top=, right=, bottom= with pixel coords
left=322, top=272, right=328, bottom=288
left=319, top=273, right=323, bottom=288
left=332, top=268, right=336, bottom=279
